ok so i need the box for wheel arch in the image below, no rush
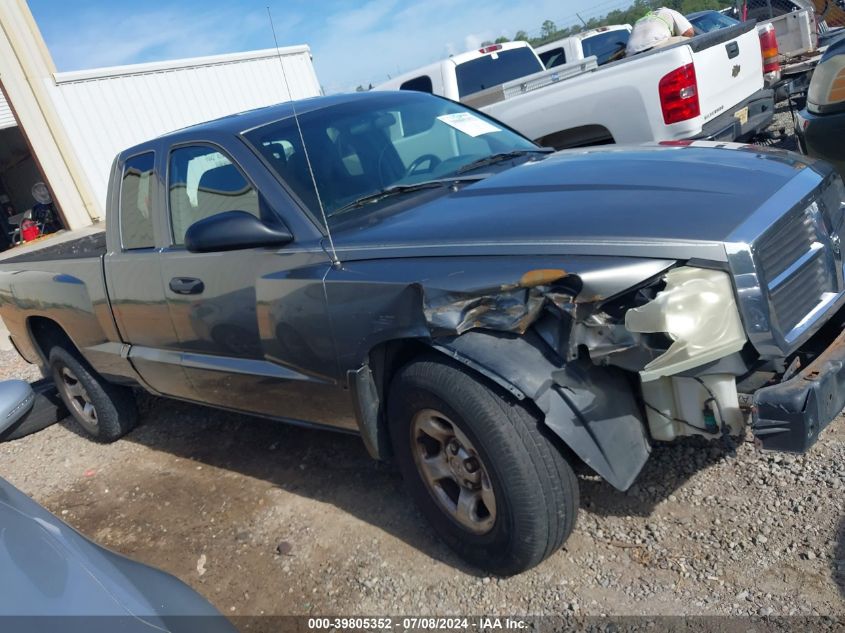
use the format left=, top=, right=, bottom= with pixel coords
left=26, top=316, right=77, bottom=367
left=350, top=336, right=535, bottom=461
left=349, top=337, right=430, bottom=460
left=351, top=330, right=651, bottom=491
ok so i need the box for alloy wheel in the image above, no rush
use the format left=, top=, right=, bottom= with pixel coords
left=410, top=408, right=496, bottom=534
left=59, top=366, right=98, bottom=430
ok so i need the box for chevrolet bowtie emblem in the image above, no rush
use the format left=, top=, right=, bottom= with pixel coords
left=732, top=65, right=741, bottom=78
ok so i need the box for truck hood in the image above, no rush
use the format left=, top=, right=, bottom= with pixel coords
left=331, top=143, right=826, bottom=263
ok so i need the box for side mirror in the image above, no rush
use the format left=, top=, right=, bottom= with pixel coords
left=185, top=211, right=293, bottom=253
left=0, top=380, right=34, bottom=435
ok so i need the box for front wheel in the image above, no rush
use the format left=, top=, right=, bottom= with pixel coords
left=49, top=346, right=138, bottom=442
left=388, top=356, right=579, bottom=575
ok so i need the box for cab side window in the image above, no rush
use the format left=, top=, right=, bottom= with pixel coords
left=400, top=75, right=433, bottom=94
left=119, top=152, right=155, bottom=250
left=538, top=48, right=566, bottom=69
left=168, top=145, right=260, bottom=245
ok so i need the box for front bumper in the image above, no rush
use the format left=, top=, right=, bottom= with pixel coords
left=753, top=326, right=845, bottom=452
left=694, top=88, right=775, bottom=142
left=794, top=107, right=845, bottom=181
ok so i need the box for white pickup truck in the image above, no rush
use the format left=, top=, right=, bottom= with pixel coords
left=377, top=26, right=774, bottom=149
left=534, top=25, right=632, bottom=69
left=688, top=7, right=823, bottom=98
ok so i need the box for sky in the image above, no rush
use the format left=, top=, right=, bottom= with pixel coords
left=26, top=0, right=630, bottom=94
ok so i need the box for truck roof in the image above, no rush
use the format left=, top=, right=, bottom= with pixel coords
left=119, top=92, right=382, bottom=157
left=375, top=41, right=536, bottom=91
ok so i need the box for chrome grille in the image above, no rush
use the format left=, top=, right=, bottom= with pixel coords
left=768, top=252, right=829, bottom=333
left=756, top=202, right=837, bottom=338
left=756, top=209, right=816, bottom=281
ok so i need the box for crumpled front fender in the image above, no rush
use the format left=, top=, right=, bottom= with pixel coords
left=432, top=330, right=651, bottom=491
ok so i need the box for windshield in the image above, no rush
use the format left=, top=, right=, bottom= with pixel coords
left=688, top=11, right=739, bottom=34
left=455, top=47, right=544, bottom=98
left=581, top=30, right=631, bottom=65
left=243, top=92, right=539, bottom=228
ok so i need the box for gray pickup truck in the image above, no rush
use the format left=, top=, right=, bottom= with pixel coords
left=2, top=91, right=844, bottom=575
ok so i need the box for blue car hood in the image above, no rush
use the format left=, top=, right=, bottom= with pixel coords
left=0, top=478, right=234, bottom=630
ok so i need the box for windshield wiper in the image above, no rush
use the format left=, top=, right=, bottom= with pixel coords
left=455, top=149, right=553, bottom=175
left=330, top=177, right=479, bottom=218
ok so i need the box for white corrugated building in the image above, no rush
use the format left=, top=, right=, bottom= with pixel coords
left=0, top=0, right=321, bottom=238
left=0, top=93, right=14, bottom=130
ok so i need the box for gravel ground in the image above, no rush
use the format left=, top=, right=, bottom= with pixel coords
left=1, top=351, right=843, bottom=618
left=755, top=98, right=801, bottom=153
left=0, top=109, right=843, bottom=619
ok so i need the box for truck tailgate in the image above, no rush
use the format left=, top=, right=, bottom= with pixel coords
left=692, top=23, right=764, bottom=125
left=768, top=10, right=817, bottom=58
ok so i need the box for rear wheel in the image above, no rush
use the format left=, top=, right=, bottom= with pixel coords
left=388, top=356, right=579, bottom=575
left=49, top=346, right=138, bottom=441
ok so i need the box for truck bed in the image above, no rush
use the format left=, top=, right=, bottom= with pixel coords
left=479, top=22, right=766, bottom=148
left=0, top=229, right=125, bottom=381
left=0, top=232, right=106, bottom=265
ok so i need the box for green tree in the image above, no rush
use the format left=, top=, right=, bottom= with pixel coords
left=678, top=0, right=723, bottom=12
left=516, top=0, right=734, bottom=53
left=494, top=35, right=510, bottom=43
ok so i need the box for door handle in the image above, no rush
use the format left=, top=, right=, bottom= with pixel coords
left=725, top=41, right=739, bottom=59
left=169, top=277, right=205, bottom=295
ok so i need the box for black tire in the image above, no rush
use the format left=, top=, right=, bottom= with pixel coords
left=388, top=356, right=579, bottom=575
left=49, top=345, right=138, bottom=442
left=0, top=378, right=69, bottom=441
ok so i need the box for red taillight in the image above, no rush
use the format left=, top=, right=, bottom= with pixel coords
left=479, top=44, right=502, bottom=54
left=758, top=27, right=781, bottom=74
left=658, top=63, right=700, bottom=125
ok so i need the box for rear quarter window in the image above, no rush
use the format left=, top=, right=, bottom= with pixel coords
left=119, top=152, right=155, bottom=250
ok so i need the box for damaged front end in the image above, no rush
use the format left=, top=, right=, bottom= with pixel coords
left=415, top=257, right=673, bottom=491
left=418, top=259, right=756, bottom=489
left=339, top=256, right=755, bottom=491
left=423, top=267, right=573, bottom=336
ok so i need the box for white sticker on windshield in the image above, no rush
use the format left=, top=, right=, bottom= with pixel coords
left=437, top=112, right=501, bottom=137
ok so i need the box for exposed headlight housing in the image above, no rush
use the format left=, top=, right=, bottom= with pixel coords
left=624, top=267, right=747, bottom=382
left=808, top=46, right=845, bottom=114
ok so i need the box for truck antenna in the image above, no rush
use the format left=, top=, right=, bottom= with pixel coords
left=267, top=6, right=340, bottom=266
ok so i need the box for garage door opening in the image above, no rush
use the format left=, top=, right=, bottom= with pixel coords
left=0, top=121, right=67, bottom=254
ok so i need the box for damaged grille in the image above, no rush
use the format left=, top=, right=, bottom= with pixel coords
left=756, top=201, right=839, bottom=342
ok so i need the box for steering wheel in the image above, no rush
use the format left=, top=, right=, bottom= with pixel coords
left=405, top=154, right=442, bottom=178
